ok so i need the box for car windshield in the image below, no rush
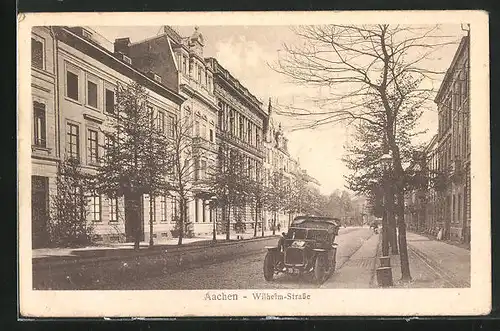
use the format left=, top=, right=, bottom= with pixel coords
left=287, top=228, right=329, bottom=241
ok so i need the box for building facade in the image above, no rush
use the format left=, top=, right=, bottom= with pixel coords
left=30, top=26, right=185, bottom=247
left=206, top=57, right=268, bottom=232
left=31, top=25, right=321, bottom=246
left=424, top=134, right=439, bottom=235
left=262, top=100, right=294, bottom=230
left=31, top=26, right=58, bottom=248
left=434, top=35, right=470, bottom=242
left=121, top=26, right=219, bottom=236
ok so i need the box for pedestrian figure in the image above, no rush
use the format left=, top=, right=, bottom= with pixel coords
left=277, top=223, right=281, bottom=232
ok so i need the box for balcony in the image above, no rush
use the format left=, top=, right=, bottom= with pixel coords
left=216, top=128, right=264, bottom=158
left=192, top=137, right=218, bottom=154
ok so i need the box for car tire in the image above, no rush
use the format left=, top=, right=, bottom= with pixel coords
left=314, top=254, right=327, bottom=284
left=263, top=251, right=275, bottom=281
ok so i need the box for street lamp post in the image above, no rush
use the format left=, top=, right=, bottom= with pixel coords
left=376, top=152, right=394, bottom=287
left=380, top=152, right=393, bottom=256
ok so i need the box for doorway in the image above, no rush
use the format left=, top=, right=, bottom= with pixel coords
left=32, top=176, right=49, bottom=248
left=124, top=193, right=144, bottom=242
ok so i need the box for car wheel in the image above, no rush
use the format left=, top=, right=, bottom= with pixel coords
left=263, top=251, right=275, bottom=281
left=314, top=254, right=327, bottom=284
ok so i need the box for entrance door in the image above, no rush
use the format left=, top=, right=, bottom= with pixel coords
left=32, top=176, right=49, bottom=248
left=124, top=193, right=144, bottom=242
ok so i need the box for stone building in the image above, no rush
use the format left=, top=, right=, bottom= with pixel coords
left=120, top=26, right=219, bottom=236
left=424, top=134, right=440, bottom=234
left=30, top=26, right=185, bottom=247
left=31, top=26, right=58, bottom=248
left=205, top=57, right=268, bottom=232
left=434, top=34, right=470, bottom=242
left=262, top=99, right=304, bottom=230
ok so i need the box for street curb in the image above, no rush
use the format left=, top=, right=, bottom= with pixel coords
left=33, top=234, right=279, bottom=269
left=32, top=235, right=280, bottom=290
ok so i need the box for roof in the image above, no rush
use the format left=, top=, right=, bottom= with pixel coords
left=434, top=35, right=469, bottom=103
left=291, top=216, right=341, bottom=228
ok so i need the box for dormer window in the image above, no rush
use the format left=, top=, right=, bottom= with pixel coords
left=122, top=55, right=132, bottom=65
left=82, top=29, right=93, bottom=39
left=154, top=74, right=162, bottom=83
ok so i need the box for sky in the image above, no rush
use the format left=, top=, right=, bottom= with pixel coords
left=91, top=25, right=466, bottom=195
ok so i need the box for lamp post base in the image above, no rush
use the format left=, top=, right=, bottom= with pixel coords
left=376, top=267, right=393, bottom=287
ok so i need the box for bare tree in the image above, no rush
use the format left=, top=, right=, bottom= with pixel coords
left=168, top=112, right=209, bottom=245
left=208, top=147, right=249, bottom=240
left=274, top=24, right=460, bottom=281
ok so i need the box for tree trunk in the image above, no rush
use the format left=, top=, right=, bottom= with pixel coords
left=387, top=126, right=412, bottom=281
left=261, top=205, right=265, bottom=237
left=387, top=186, right=398, bottom=255
left=396, top=190, right=411, bottom=281
left=177, top=198, right=185, bottom=246
left=225, top=204, right=231, bottom=240
left=253, top=201, right=258, bottom=237
left=272, top=212, right=276, bottom=235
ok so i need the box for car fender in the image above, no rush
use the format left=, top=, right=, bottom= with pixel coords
left=265, top=246, right=279, bottom=251
left=312, top=248, right=327, bottom=252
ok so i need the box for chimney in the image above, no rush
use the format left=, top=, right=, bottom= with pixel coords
left=114, top=37, right=131, bottom=56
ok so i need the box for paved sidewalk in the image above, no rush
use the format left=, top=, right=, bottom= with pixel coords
left=33, top=230, right=280, bottom=259
left=378, top=232, right=470, bottom=288
left=324, top=232, right=379, bottom=288
left=406, top=231, right=470, bottom=287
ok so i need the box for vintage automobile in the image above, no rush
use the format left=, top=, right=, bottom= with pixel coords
left=263, top=216, right=341, bottom=284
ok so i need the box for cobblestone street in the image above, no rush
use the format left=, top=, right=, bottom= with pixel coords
left=100, top=227, right=376, bottom=290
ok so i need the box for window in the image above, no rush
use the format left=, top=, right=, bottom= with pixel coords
left=89, top=195, right=101, bottom=222
left=209, top=128, right=214, bottom=142
left=109, top=197, right=118, bottom=222
left=67, top=123, right=80, bottom=161
left=103, top=134, right=114, bottom=159
left=182, top=56, right=187, bottom=74
left=452, top=195, right=456, bottom=223
left=160, top=196, right=167, bottom=222
left=66, top=70, right=79, bottom=101
left=248, top=124, right=253, bottom=144
left=105, top=88, right=115, bottom=114
left=87, top=80, right=98, bottom=108
left=239, top=117, right=244, bottom=139
left=154, top=74, right=162, bottom=83
left=198, top=65, right=202, bottom=83
left=195, top=121, right=200, bottom=137
left=31, top=38, right=44, bottom=69
left=87, top=129, right=99, bottom=164
left=458, top=193, right=462, bottom=224
left=171, top=198, right=178, bottom=223
left=202, top=200, right=206, bottom=223
left=168, top=115, right=175, bottom=138
left=208, top=75, right=213, bottom=93
left=33, top=102, right=46, bottom=147
left=195, top=198, right=199, bottom=223
left=201, top=159, right=207, bottom=179
left=201, top=123, right=207, bottom=139
left=194, top=159, right=200, bottom=181
left=157, top=111, right=166, bottom=134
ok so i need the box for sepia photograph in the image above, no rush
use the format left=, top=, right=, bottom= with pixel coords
left=18, top=11, right=490, bottom=317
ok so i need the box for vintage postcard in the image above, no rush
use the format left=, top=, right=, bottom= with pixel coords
left=18, top=11, right=491, bottom=317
